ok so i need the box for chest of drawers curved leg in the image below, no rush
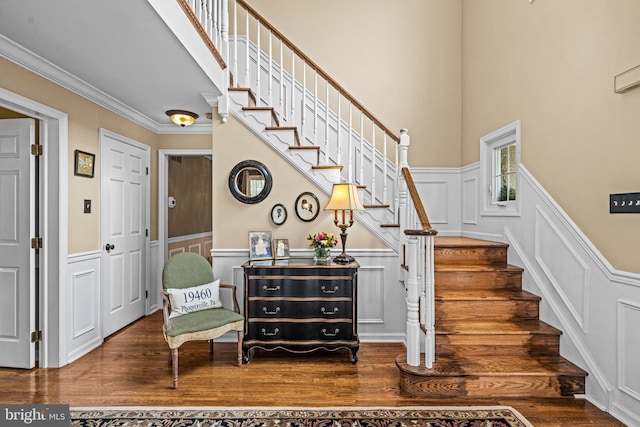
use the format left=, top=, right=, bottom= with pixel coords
left=242, top=260, right=359, bottom=363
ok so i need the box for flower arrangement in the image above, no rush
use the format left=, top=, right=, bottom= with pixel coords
left=307, top=232, right=338, bottom=249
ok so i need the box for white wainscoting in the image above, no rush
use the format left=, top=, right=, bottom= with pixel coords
left=211, top=248, right=405, bottom=343
left=66, top=251, right=102, bottom=363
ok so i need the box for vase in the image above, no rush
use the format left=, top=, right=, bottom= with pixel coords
left=313, top=246, right=331, bottom=264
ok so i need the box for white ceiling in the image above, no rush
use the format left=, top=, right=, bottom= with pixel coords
left=0, top=0, right=219, bottom=131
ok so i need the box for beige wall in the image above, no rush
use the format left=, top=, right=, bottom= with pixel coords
left=244, top=0, right=462, bottom=168
left=0, top=57, right=160, bottom=253
left=212, top=115, right=384, bottom=250
left=461, top=0, right=640, bottom=272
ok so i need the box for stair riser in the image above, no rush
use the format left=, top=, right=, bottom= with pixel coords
left=435, top=300, right=539, bottom=321
left=398, top=371, right=585, bottom=398
left=435, top=271, right=523, bottom=291
left=436, top=335, right=560, bottom=357
left=435, top=247, right=507, bottom=266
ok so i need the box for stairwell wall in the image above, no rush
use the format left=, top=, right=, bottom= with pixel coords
left=461, top=0, right=640, bottom=274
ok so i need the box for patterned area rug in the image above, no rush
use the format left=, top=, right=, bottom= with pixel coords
left=70, top=406, right=533, bottom=426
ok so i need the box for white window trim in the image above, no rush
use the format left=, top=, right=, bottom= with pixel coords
left=480, top=120, right=521, bottom=217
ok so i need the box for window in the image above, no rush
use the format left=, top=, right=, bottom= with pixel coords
left=480, top=120, right=521, bottom=216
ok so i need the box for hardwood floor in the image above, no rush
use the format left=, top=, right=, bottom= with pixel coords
left=0, top=311, right=625, bottom=426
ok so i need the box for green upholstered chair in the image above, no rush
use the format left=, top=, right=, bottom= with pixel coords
left=161, top=252, right=244, bottom=388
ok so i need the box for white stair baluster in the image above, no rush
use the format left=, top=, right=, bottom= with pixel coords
left=279, top=41, right=283, bottom=117
left=324, top=82, right=329, bottom=164
left=301, top=61, right=306, bottom=144
left=336, top=93, right=341, bottom=165
left=233, top=0, right=237, bottom=87
left=268, top=30, right=272, bottom=107
left=245, top=11, right=249, bottom=88
left=313, top=72, right=318, bottom=146
left=256, top=19, right=261, bottom=106
left=371, top=123, right=376, bottom=205
left=359, top=115, right=364, bottom=185
left=383, top=133, right=388, bottom=205
left=348, top=102, right=353, bottom=183
left=290, top=53, right=295, bottom=127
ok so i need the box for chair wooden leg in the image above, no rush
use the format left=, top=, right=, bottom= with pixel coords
left=237, top=331, right=243, bottom=366
left=171, top=348, right=179, bottom=389
left=209, top=339, right=214, bottom=360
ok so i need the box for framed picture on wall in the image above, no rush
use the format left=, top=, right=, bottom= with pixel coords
left=249, top=231, right=273, bottom=262
left=74, top=150, right=95, bottom=178
left=295, top=192, right=319, bottom=222
left=270, top=203, right=288, bottom=226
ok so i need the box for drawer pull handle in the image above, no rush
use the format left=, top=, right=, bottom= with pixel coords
left=262, top=285, right=281, bottom=291
left=263, top=306, right=280, bottom=315
left=261, top=327, right=280, bottom=337
left=322, top=328, right=340, bottom=337
left=321, top=307, right=339, bottom=315
left=321, top=285, right=339, bottom=294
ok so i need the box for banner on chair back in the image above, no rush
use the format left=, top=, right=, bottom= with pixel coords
left=0, top=404, right=69, bottom=426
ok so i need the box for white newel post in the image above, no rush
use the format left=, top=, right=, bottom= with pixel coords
left=406, top=235, right=420, bottom=366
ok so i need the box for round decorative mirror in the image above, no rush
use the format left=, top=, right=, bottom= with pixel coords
left=228, top=160, right=272, bottom=204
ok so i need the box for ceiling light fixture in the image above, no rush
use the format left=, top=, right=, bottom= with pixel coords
left=166, top=110, right=199, bottom=127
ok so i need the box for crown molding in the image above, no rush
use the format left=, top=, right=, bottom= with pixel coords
left=0, top=34, right=167, bottom=133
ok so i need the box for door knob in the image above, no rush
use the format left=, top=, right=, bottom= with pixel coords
left=105, top=243, right=115, bottom=253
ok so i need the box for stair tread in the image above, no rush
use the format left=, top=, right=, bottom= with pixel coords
left=436, top=319, right=561, bottom=335
left=435, top=236, right=508, bottom=249
left=435, top=264, right=523, bottom=273
left=288, top=145, right=318, bottom=150
left=435, top=289, right=541, bottom=301
left=265, top=126, right=297, bottom=131
left=406, top=355, right=587, bottom=377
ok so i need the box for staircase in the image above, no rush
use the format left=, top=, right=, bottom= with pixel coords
left=175, top=0, right=588, bottom=401
left=396, top=236, right=588, bottom=398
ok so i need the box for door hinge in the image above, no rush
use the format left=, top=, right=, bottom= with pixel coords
left=31, top=330, right=42, bottom=343
left=145, top=229, right=149, bottom=237
left=146, top=167, right=149, bottom=175
left=31, top=144, right=43, bottom=156
left=145, top=290, right=149, bottom=299
left=31, top=237, right=43, bottom=249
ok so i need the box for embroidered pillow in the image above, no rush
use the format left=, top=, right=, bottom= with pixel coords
left=166, top=279, right=223, bottom=318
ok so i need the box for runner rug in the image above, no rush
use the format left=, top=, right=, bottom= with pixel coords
left=70, top=406, right=534, bottom=426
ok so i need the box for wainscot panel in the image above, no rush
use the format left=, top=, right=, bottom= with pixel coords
left=66, top=251, right=102, bottom=363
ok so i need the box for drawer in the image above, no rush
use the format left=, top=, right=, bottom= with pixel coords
left=248, top=321, right=354, bottom=342
left=248, top=277, right=353, bottom=298
left=248, top=299, right=353, bottom=319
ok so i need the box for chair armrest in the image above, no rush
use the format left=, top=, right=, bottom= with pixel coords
left=161, top=291, right=172, bottom=331
left=220, top=283, right=241, bottom=313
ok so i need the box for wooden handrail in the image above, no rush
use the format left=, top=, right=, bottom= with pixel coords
left=177, top=0, right=227, bottom=70
left=402, top=167, right=435, bottom=232
left=236, top=0, right=399, bottom=143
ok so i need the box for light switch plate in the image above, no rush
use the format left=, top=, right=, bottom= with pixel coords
left=610, top=192, right=640, bottom=213
left=84, top=199, right=91, bottom=214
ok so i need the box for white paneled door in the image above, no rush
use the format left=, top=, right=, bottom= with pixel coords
left=100, top=130, right=149, bottom=338
left=0, top=119, right=35, bottom=368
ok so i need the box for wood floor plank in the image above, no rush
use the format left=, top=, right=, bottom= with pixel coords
left=0, top=312, right=625, bottom=426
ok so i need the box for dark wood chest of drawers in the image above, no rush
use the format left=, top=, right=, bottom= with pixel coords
left=242, top=259, right=359, bottom=363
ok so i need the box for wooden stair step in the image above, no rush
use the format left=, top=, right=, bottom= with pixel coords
left=396, top=353, right=587, bottom=398
left=435, top=319, right=561, bottom=356
left=435, top=237, right=508, bottom=266
left=229, top=87, right=257, bottom=106
left=363, top=204, right=390, bottom=209
left=435, top=290, right=540, bottom=321
left=435, top=264, right=524, bottom=291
